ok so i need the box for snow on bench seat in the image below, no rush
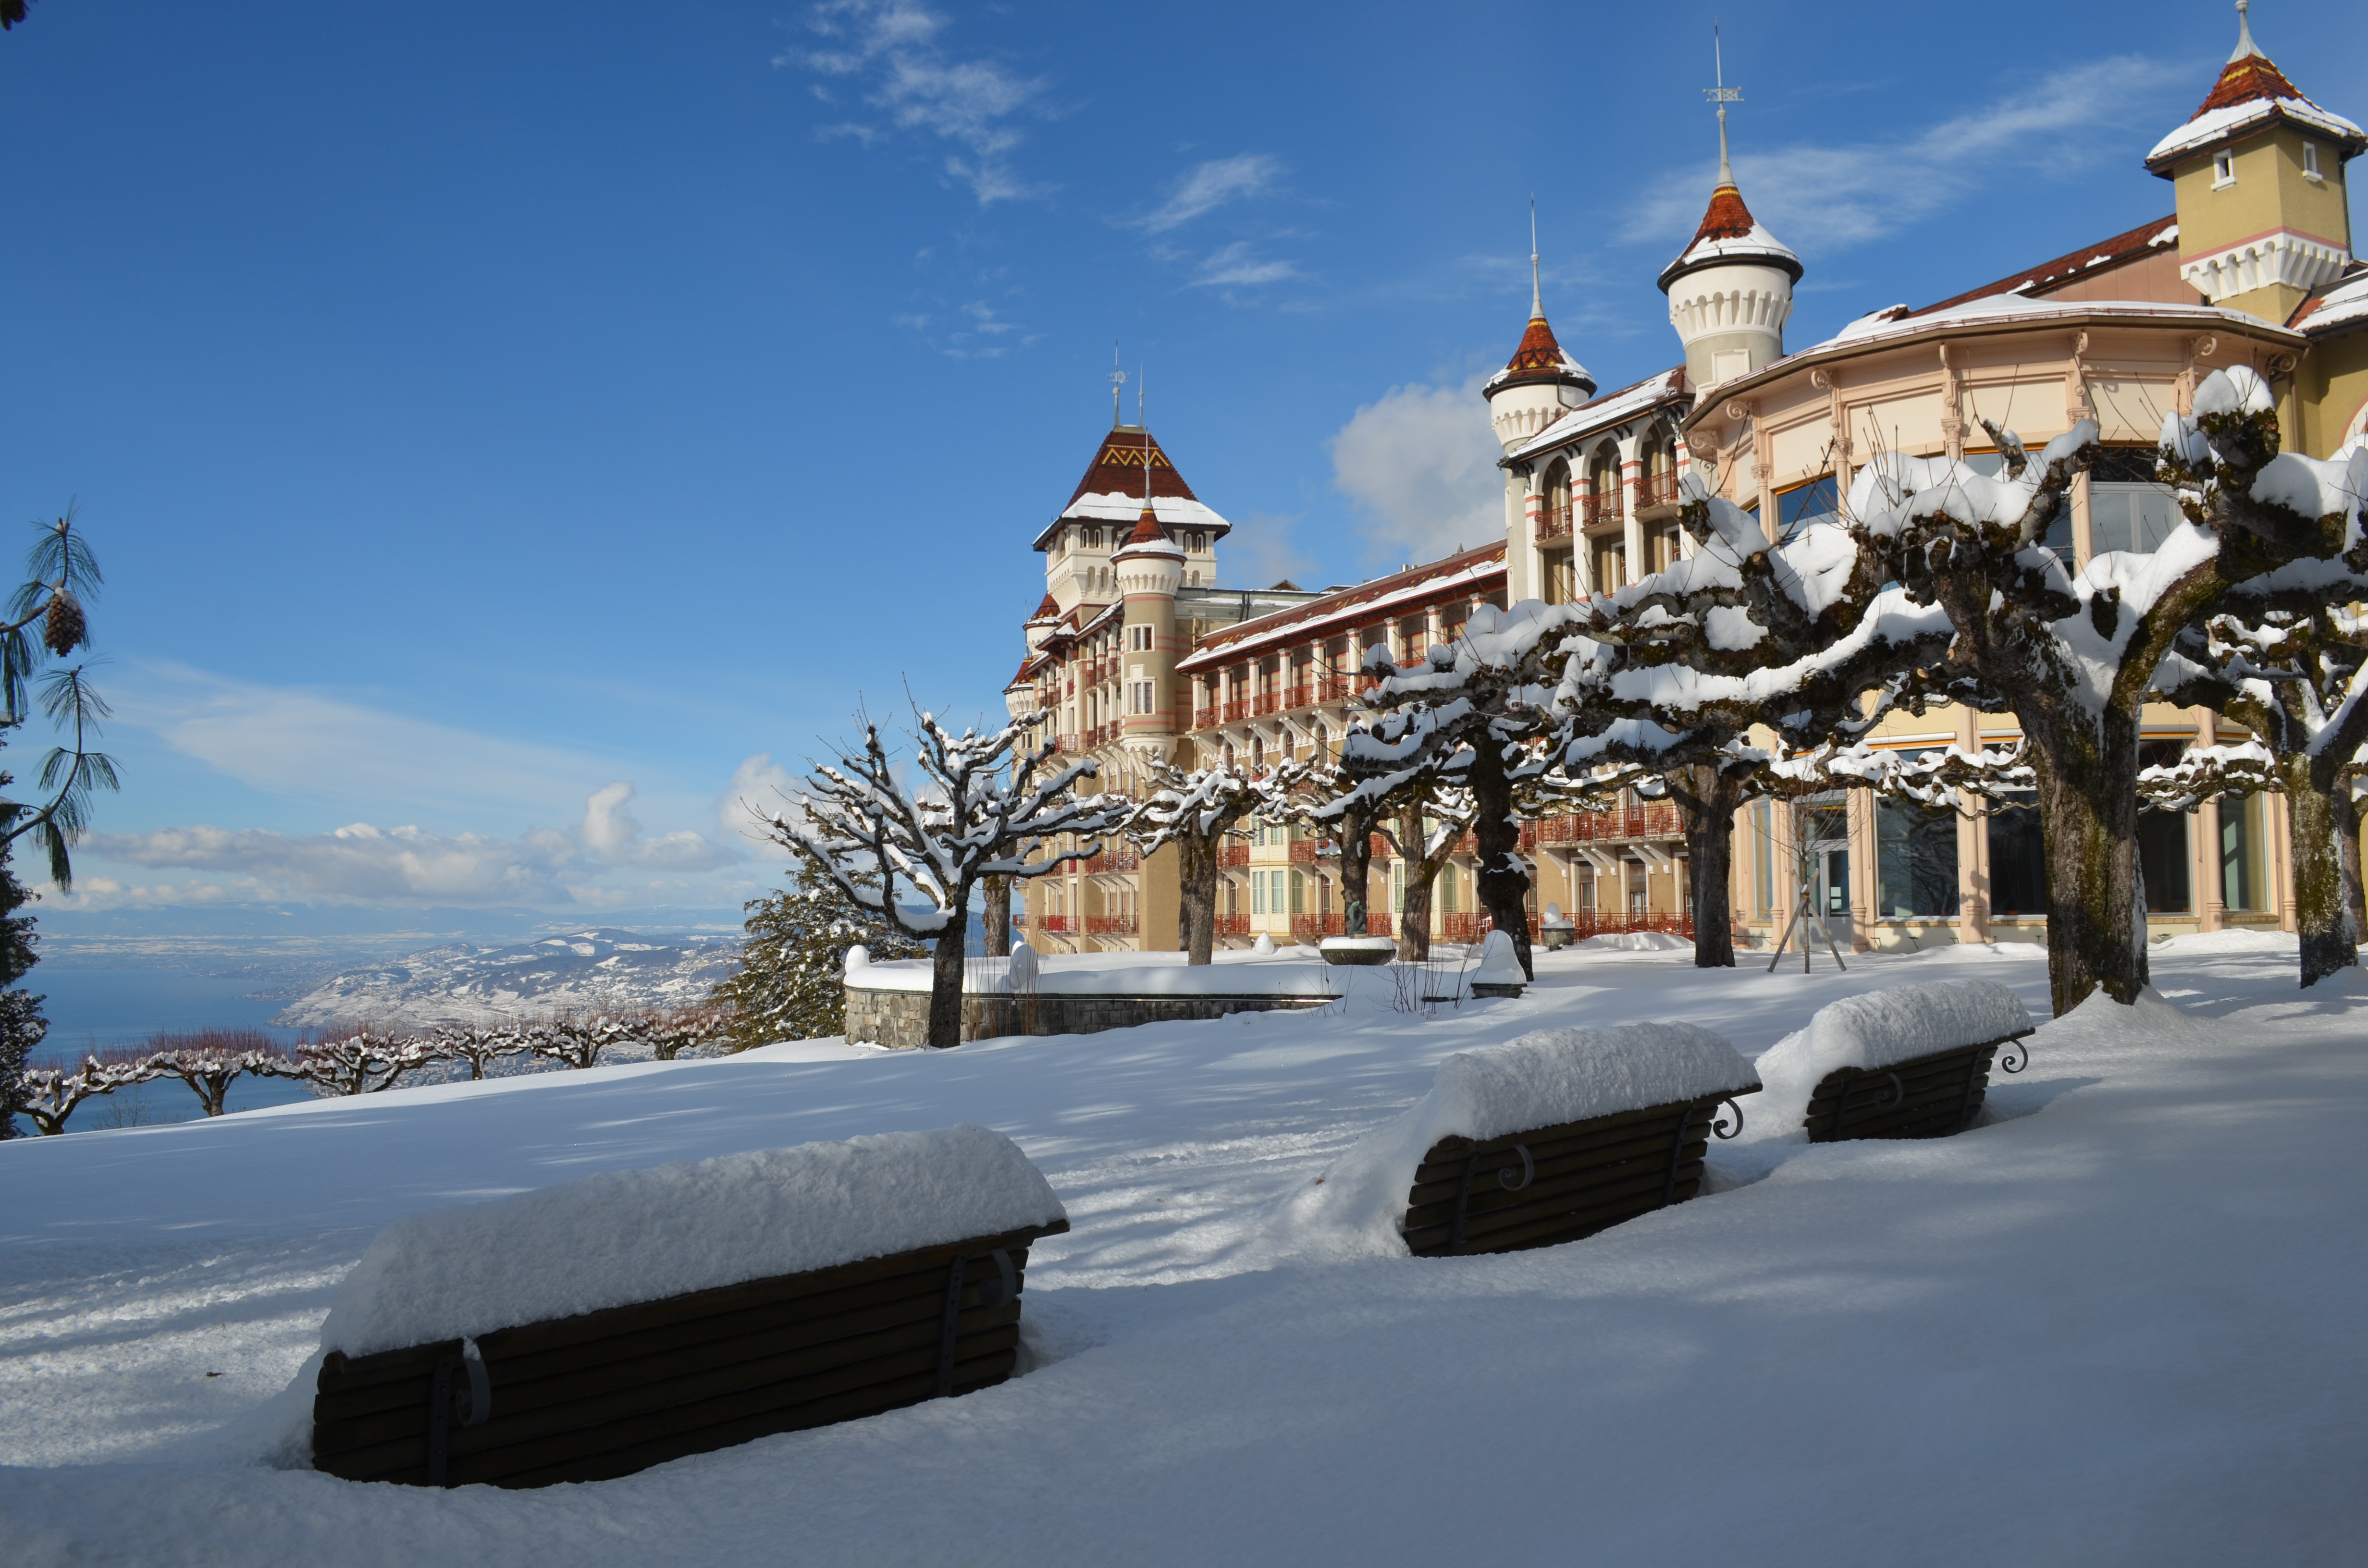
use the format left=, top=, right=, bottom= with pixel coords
left=310, top=1127, right=1068, bottom=1487
left=1277, top=1024, right=1761, bottom=1259
left=1755, top=981, right=2034, bottom=1142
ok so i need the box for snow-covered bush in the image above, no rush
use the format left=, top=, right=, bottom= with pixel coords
left=710, top=862, right=924, bottom=1045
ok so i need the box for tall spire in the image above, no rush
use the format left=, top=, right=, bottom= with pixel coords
left=1529, top=196, right=1542, bottom=319
left=1706, top=21, right=1742, bottom=189
left=2229, top=0, right=2259, bottom=63
left=1109, top=341, right=1127, bottom=429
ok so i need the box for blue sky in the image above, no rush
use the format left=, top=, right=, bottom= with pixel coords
left=3, top=0, right=2361, bottom=940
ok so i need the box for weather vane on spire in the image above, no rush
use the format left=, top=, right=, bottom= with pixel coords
left=1705, top=20, right=1742, bottom=188
left=1110, top=342, right=1128, bottom=429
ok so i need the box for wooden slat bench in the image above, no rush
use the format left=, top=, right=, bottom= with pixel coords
left=313, top=1218, right=1067, bottom=1488
left=1403, top=1089, right=1755, bottom=1259
left=1803, top=1033, right=2029, bottom=1143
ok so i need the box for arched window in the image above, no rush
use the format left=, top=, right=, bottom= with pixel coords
left=1585, top=445, right=1622, bottom=527
left=1540, top=459, right=1573, bottom=541
left=1640, top=430, right=1680, bottom=510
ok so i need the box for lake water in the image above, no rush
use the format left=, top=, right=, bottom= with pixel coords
left=11, top=967, right=320, bottom=1134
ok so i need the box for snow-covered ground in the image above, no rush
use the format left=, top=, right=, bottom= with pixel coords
left=272, top=928, right=740, bottom=1030
left=5, top=932, right=2364, bottom=1565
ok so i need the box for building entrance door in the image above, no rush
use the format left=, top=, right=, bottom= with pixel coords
left=1817, top=844, right=1853, bottom=947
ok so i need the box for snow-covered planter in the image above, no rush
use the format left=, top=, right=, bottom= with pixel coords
left=1279, top=1024, right=1759, bottom=1259
left=1755, top=981, right=2033, bottom=1142
left=1467, top=931, right=1527, bottom=997
left=308, top=1126, right=1069, bottom=1488
left=1320, top=935, right=1396, bottom=967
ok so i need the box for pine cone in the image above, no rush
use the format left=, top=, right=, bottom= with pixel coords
left=43, top=591, right=85, bottom=657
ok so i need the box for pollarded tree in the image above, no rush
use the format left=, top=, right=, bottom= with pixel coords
left=1553, top=484, right=1959, bottom=969
left=1311, top=700, right=1489, bottom=963
left=1121, top=758, right=1307, bottom=965
left=709, top=860, right=925, bottom=1045
left=2157, top=600, right=2368, bottom=986
left=763, top=706, right=1120, bottom=1049
left=1853, top=367, right=2367, bottom=1016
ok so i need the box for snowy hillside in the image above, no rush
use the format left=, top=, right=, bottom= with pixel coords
left=271, top=928, right=740, bottom=1030
left=4, top=932, right=2363, bottom=1565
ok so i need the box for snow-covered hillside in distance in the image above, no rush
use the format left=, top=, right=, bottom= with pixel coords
left=271, top=928, right=741, bottom=1030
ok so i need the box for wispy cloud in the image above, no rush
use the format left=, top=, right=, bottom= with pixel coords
left=1134, top=154, right=1283, bottom=233
left=782, top=0, right=1051, bottom=205
left=1623, top=58, right=2189, bottom=252
left=1225, top=510, right=1326, bottom=591
left=1329, top=373, right=1504, bottom=566
left=1191, top=241, right=1305, bottom=290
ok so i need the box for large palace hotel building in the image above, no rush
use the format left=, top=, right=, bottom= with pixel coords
left=1006, top=8, right=2368, bottom=958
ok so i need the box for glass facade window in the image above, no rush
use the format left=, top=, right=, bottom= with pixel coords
left=2138, top=809, right=2191, bottom=912
left=1988, top=796, right=2047, bottom=916
left=1776, top=477, right=1839, bottom=541
left=1753, top=799, right=1774, bottom=916
left=2089, top=448, right=2182, bottom=556
left=1289, top=871, right=1305, bottom=916
left=2221, top=793, right=2262, bottom=910
left=1877, top=798, right=1961, bottom=918
left=1966, top=453, right=2072, bottom=563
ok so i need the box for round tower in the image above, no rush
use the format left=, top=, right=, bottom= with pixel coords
left=1659, top=55, right=1801, bottom=391
left=1111, top=498, right=1184, bottom=757
left=1484, top=233, right=1595, bottom=453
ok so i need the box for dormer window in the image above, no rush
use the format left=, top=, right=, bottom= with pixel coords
left=2212, top=148, right=2235, bottom=188
left=2302, top=141, right=2323, bottom=181
left=1085, top=526, right=1103, bottom=548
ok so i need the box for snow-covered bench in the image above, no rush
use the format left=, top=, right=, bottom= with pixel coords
left=1758, top=981, right=2033, bottom=1144
left=1286, top=1025, right=1759, bottom=1260
left=308, top=1127, right=1069, bottom=1488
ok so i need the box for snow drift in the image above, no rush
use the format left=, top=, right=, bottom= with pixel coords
left=1271, top=1022, right=1758, bottom=1259
left=319, top=1125, right=1065, bottom=1358
left=1753, top=980, right=2032, bottom=1135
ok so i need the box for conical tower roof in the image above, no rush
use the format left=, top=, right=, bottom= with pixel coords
left=1658, top=179, right=1801, bottom=293
left=1112, top=496, right=1184, bottom=562
left=2146, top=2, right=2364, bottom=174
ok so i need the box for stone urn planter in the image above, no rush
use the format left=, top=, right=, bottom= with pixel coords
left=1320, top=935, right=1397, bottom=967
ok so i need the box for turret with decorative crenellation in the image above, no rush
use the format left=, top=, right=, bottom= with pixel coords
left=1659, top=41, right=1800, bottom=391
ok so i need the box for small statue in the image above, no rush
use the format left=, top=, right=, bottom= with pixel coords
left=1344, top=895, right=1366, bottom=937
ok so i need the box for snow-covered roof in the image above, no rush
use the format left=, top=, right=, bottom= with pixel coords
left=2143, top=24, right=2366, bottom=173
left=1910, top=216, right=2183, bottom=317
left=1658, top=183, right=1802, bottom=294
left=1808, top=294, right=2299, bottom=355
left=1033, top=426, right=1232, bottom=551
left=1484, top=311, right=1595, bottom=398
left=1111, top=500, right=1185, bottom=562
left=1175, top=543, right=1505, bottom=675
left=2293, top=270, right=2368, bottom=337
left=1506, top=367, right=1689, bottom=464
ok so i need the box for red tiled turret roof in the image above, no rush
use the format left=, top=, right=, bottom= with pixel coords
left=1690, top=184, right=1759, bottom=247
left=1064, top=428, right=1199, bottom=512
left=2144, top=9, right=2365, bottom=174
left=1029, top=594, right=1059, bottom=620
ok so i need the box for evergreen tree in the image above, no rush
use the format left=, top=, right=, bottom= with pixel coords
left=709, top=862, right=925, bottom=1048
left=0, top=821, right=41, bottom=1139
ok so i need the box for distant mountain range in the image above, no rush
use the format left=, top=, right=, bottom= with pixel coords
left=272, top=928, right=742, bottom=1031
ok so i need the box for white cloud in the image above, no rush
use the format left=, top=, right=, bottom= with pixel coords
left=720, top=754, right=799, bottom=850
left=1135, top=154, right=1282, bottom=233
left=1225, top=511, right=1324, bottom=591
left=1191, top=241, right=1305, bottom=290
left=1328, top=373, right=1505, bottom=565
left=76, top=781, right=743, bottom=908
left=1624, top=58, right=2188, bottom=253
left=784, top=0, right=1050, bottom=205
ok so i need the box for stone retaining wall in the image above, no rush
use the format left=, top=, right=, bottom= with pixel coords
left=843, top=985, right=1333, bottom=1050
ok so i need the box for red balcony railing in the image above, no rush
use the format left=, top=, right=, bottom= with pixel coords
left=1317, top=674, right=1354, bottom=702
left=1038, top=915, right=1076, bottom=934
left=1288, top=840, right=1323, bottom=863
left=1581, top=490, right=1621, bottom=527
left=1218, top=844, right=1251, bottom=867
left=1536, top=502, right=1575, bottom=543
left=1215, top=913, right=1251, bottom=937
left=1223, top=698, right=1251, bottom=723
left=1559, top=909, right=1695, bottom=940
left=1079, top=845, right=1140, bottom=874
left=1524, top=804, right=1684, bottom=845
left=1636, top=470, right=1683, bottom=511
left=1084, top=914, right=1138, bottom=936
left=1253, top=691, right=1283, bottom=716
left=1282, top=683, right=1314, bottom=710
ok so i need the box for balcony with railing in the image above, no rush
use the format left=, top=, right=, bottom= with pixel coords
left=1287, top=839, right=1323, bottom=864
left=1282, top=682, right=1314, bottom=710
left=1084, top=914, right=1138, bottom=936
left=1580, top=490, right=1622, bottom=528
left=1253, top=689, right=1283, bottom=717
left=1218, top=843, right=1251, bottom=867
left=1079, top=845, right=1140, bottom=875
left=1522, top=804, right=1683, bottom=845
left=1215, top=913, right=1251, bottom=937
left=1222, top=698, right=1251, bottom=723
left=1535, top=500, right=1575, bottom=544
left=1038, top=914, right=1077, bottom=934
left=1634, top=470, right=1683, bottom=514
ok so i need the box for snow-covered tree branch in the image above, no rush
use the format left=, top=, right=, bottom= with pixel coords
left=1122, top=759, right=1306, bottom=965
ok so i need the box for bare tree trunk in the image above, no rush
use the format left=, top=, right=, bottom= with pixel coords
left=1671, top=764, right=1743, bottom=969
left=1176, top=833, right=1217, bottom=965
left=981, top=874, right=1011, bottom=958
left=926, top=911, right=971, bottom=1049
left=2334, top=780, right=2367, bottom=951
left=1336, top=800, right=1376, bottom=938
left=2279, top=753, right=2359, bottom=988
left=2033, top=723, right=2147, bottom=1019
left=1468, top=737, right=1533, bottom=978
left=1396, top=805, right=1434, bottom=961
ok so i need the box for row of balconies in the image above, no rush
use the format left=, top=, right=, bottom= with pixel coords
left=1534, top=472, right=1685, bottom=544
left=1202, top=674, right=1374, bottom=730
left=1020, top=913, right=1139, bottom=936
